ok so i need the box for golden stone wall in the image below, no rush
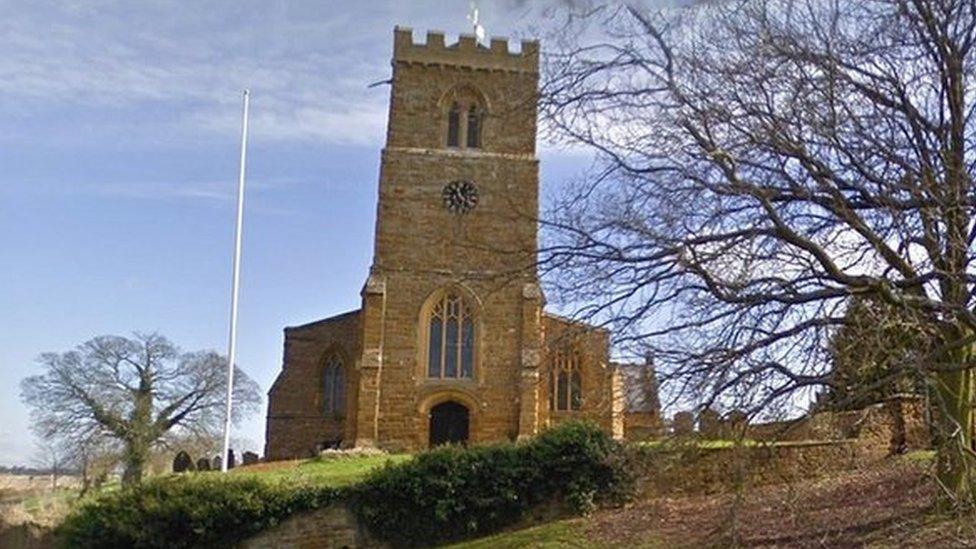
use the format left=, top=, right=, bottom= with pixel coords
left=265, top=311, right=362, bottom=460
left=354, top=27, right=543, bottom=451
left=540, top=314, right=623, bottom=438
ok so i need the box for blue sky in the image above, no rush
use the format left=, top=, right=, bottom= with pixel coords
left=0, top=0, right=627, bottom=465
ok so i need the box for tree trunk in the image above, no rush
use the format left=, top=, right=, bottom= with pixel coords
left=933, top=342, right=976, bottom=508
left=121, top=439, right=149, bottom=486
left=122, top=381, right=155, bottom=486
left=78, top=453, right=90, bottom=499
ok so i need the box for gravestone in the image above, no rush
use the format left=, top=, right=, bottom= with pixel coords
left=726, top=410, right=749, bottom=437
left=172, top=450, right=194, bottom=473
left=242, top=451, right=259, bottom=466
left=227, top=449, right=236, bottom=469
left=673, top=411, right=695, bottom=435
left=212, top=455, right=222, bottom=471
left=698, top=408, right=722, bottom=439
left=196, top=457, right=211, bottom=471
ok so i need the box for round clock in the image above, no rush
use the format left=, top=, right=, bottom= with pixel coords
left=442, top=180, right=479, bottom=214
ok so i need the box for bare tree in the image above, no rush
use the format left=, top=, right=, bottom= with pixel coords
left=540, top=0, right=976, bottom=504
left=31, top=441, right=67, bottom=491
left=66, top=435, right=120, bottom=497
left=20, top=333, right=261, bottom=485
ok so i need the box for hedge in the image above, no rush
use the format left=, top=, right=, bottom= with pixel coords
left=348, top=421, right=635, bottom=546
left=57, top=422, right=632, bottom=548
left=57, top=474, right=341, bottom=548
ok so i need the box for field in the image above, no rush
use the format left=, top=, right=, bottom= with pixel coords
left=0, top=473, right=82, bottom=528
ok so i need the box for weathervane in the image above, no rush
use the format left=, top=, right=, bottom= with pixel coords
left=468, top=1, right=486, bottom=44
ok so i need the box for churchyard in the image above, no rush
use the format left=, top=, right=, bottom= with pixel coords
left=2, top=415, right=975, bottom=548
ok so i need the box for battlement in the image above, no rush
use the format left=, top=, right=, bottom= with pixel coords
left=393, top=26, right=539, bottom=73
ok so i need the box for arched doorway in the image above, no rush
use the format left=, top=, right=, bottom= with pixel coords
left=429, top=401, right=469, bottom=447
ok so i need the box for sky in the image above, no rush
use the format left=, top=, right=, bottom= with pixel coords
left=0, top=0, right=646, bottom=465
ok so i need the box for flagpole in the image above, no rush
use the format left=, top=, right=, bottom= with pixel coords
left=222, top=89, right=250, bottom=473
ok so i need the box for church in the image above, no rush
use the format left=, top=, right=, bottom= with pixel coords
left=265, top=27, right=659, bottom=459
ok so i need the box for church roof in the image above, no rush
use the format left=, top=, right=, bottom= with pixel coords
left=284, top=309, right=361, bottom=332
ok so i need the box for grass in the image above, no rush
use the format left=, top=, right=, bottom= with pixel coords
left=445, top=518, right=666, bottom=549
left=638, top=438, right=762, bottom=450
left=637, top=437, right=857, bottom=450
left=445, top=519, right=589, bottom=549
left=898, top=449, right=937, bottom=463
left=230, top=453, right=410, bottom=486
left=2, top=454, right=410, bottom=531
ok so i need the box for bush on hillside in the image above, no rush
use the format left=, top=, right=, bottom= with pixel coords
left=57, top=474, right=341, bottom=549
left=349, top=421, right=634, bottom=546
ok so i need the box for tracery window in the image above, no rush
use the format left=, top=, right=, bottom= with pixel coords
left=322, top=354, right=345, bottom=416
left=427, top=292, right=475, bottom=379
left=549, top=349, right=582, bottom=412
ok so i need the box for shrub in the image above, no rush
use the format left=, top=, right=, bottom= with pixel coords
left=349, top=421, right=634, bottom=546
left=57, top=474, right=341, bottom=548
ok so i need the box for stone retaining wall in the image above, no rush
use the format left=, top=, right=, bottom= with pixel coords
left=239, top=504, right=382, bottom=549
left=634, top=439, right=874, bottom=496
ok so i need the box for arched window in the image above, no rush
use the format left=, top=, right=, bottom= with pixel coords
left=466, top=105, right=482, bottom=148
left=322, top=354, right=345, bottom=416
left=447, top=103, right=461, bottom=147
left=442, top=86, right=486, bottom=150
left=550, top=349, right=582, bottom=411
left=427, top=292, right=475, bottom=379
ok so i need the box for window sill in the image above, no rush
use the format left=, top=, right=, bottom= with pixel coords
left=422, top=377, right=477, bottom=384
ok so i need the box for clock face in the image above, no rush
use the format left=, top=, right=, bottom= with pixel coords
left=442, top=180, right=479, bottom=214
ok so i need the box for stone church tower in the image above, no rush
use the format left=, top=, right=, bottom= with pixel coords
left=265, top=28, right=633, bottom=459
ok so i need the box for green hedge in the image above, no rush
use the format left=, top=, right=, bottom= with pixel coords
left=56, top=422, right=632, bottom=548
left=349, top=421, right=634, bottom=546
left=57, top=474, right=341, bottom=548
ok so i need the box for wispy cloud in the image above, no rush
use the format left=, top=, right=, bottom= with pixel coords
left=87, top=178, right=303, bottom=215
left=0, top=2, right=394, bottom=145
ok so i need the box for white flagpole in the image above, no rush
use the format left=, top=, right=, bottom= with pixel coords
left=222, top=89, right=250, bottom=473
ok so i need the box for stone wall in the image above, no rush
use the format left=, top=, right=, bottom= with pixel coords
left=540, top=314, right=621, bottom=437
left=239, top=504, right=381, bottom=549
left=666, top=395, right=929, bottom=457
left=743, top=395, right=929, bottom=455
left=265, top=310, right=362, bottom=460
left=634, top=439, right=872, bottom=497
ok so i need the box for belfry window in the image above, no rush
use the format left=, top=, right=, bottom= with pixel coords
left=427, top=292, right=475, bottom=379
left=550, top=349, right=582, bottom=412
left=323, top=354, right=345, bottom=416
left=443, top=86, right=486, bottom=150
left=466, top=105, right=482, bottom=148
left=447, top=103, right=461, bottom=147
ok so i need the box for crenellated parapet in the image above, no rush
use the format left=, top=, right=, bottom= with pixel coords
left=393, top=26, right=539, bottom=73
